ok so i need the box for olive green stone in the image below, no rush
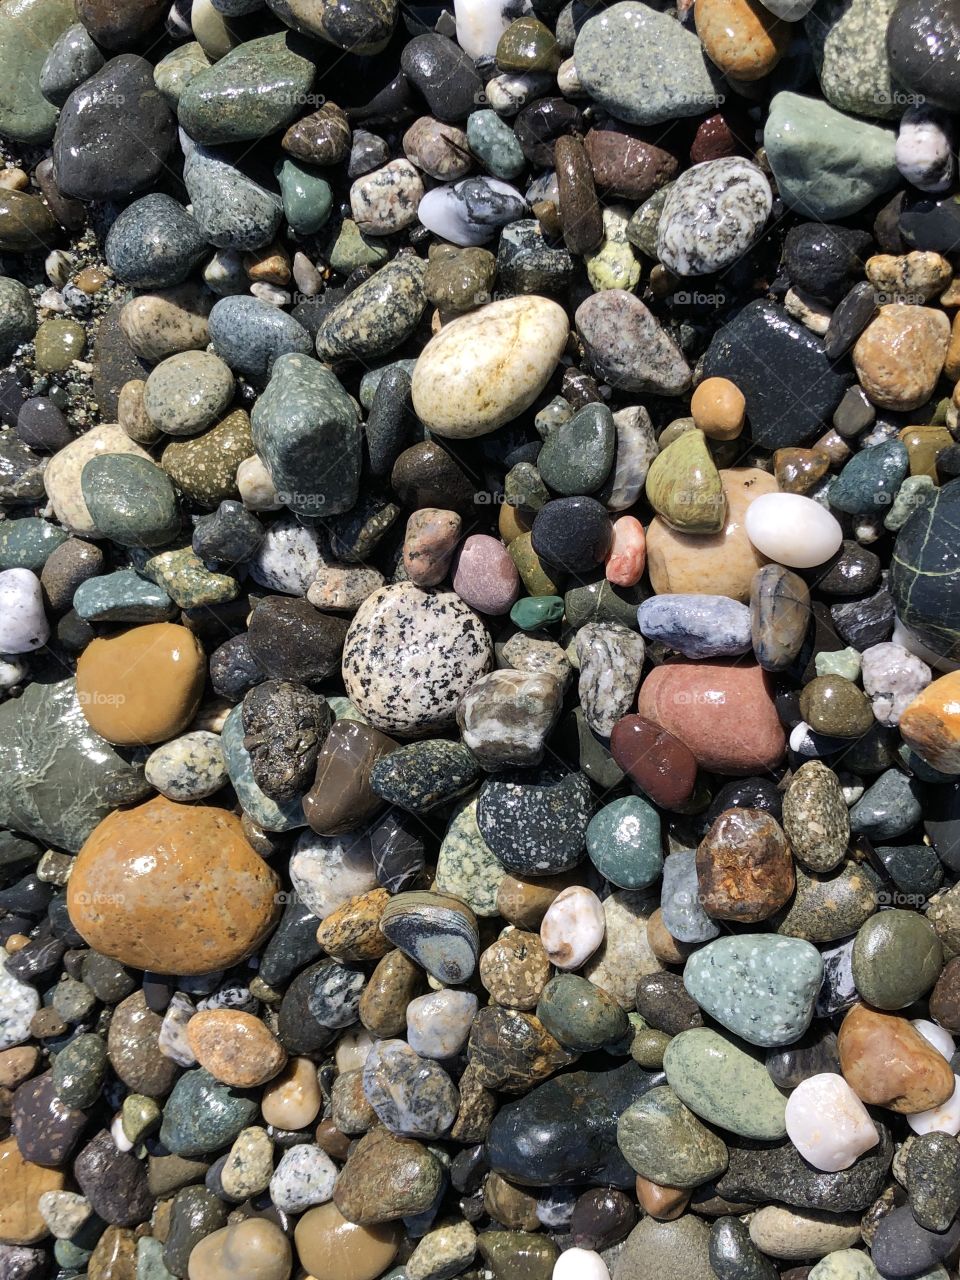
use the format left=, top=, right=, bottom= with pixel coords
left=276, top=157, right=333, bottom=236
left=631, top=1023, right=671, bottom=1069
left=328, top=218, right=389, bottom=273
left=538, top=403, right=616, bottom=497
left=435, top=796, right=506, bottom=918
left=34, top=318, right=86, bottom=372
left=782, top=760, right=850, bottom=874
left=510, top=595, right=563, bottom=631
left=153, top=42, right=212, bottom=107
left=0, top=190, right=57, bottom=252
left=121, top=1094, right=161, bottom=1145
left=161, top=408, right=253, bottom=508
left=505, top=462, right=550, bottom=513
left=509, top=535, right=562, bottom=597
left=852, top=909, right=943, bottom=1009
left=778, top=863, right=878, bottom=944
left=423, top=246, right=497, bottom=312
left=536, top=973, right=629, bottom=1051
left=564, top=579, right=639, bottom=631
left=81, top=454, right=180, bottom=548
left=645, top=429, right=725, bottom=533
left=663, top=1028, right=787, bottom=1140
left=627, top=183, right=674, bottom=257
left=0, top=276, right=36, bottom=361
left=799, top=675, right=874, bottom=738
left=477, top=1232, right=558, bottom=1280
left=0, top=516, right=68, bottom=570
left=143, top=546, right=238, bottom=608
left=496, top=17, right=561, bottom=72
left=51, top=1032, right=107, bottom=1109
left=586, top=207, right=642, bottom=292
left=0, top=0, right=76, bottom=144
left=617, top=1085, right=729, bottom=1187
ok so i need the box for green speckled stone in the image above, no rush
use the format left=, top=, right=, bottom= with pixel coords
left=538, top=402, right=616, bottom=497
left=74, top=569, right=176, bottom=623
left=806, top=0, right=903, bottom=120
left=617, top=1085, right=729, bottom=1187
left=851, top=908, right=943, bottom=1010
left=0, top=0, right=76, bottom=144
left=0, top=277, right=36, bottom=361
left=178, top=32, right=315, bottom=144
left=777, top=863, right=878, bottom=943
left=51, top=1032, right=107, bottom=1108
left=536, top=973, right=629, bottom=1051
left=683, top=934, right=823, bottom=1047
left=646, top=428, right=725, bottom=533
left=627, top=183, right=674, bottom=257
left=0, top=677, right=150, bottom=852
left=34, top=317, right=85, bottom=372
left=276, top=156, right=333, bottom=235
left=159, top=1068, right=259, bottom=1157
left=122, top=1094, right=161, bottom=1144
left=505, top=462, right=550, bottom=513
left=161, top=408, right=253, bottom=508
left=424, top=245, right=496, bottom=312
left=142, top=546, right=238, bottom=608
left=153, top=42, right=211, bottom=107
left=586, top=795, right=662, bottom=890
left=435, top=796, right=505, bottom=917
left=663, top=1028, right=787, bottom=1139
left=885, top=473, right=935, bottom=532
left=0, top=516, right=68, bottom=570
left=370, top=739, right=481, bottom=813
left=81, top=454, right=181, bottom=548
left=564, top=579, right=640, bottom=631
left=586, top=207, right=642, bottom=292
left=315, top=255, right=426, bottom=362
left=328, top=218, right=390, bottom=273
left=467, top=109, right=525, bottom=180
left=830, top=440, right=910, bottom=515
left=221, top=703, right=307, bottom=832
left=510, top=595, right=563, bottom=630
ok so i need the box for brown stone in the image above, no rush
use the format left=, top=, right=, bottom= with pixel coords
left=0, top=1135, right=66, bottom=1243
left=609, top=714, right=698, bottom=809
left=75, top=622, right=206, bottom=746
left=930, top=955, right=960, bottom=1031
left=88, top=1224, right=137, bottom=1280
left=282, top=102, right=351, bottom=165
left=75, top=0, right=166, bottom=48
left=107, top=991, right=179, bottom=1098
left=838, top=1004, right=956, bottom=1114
left=696, top=808, right=795, bottom=923
left=450, top=1063, right=498, bottom=1143
left=635, top=1176, right=690, bottom=1221
left=467, top=1007, right=575, bottom=1093
left=303, top=719, right=397, bottom=836
left=646, top=909, right=694, bottom=965
left=695, top=0, right=789, bottom=80
left=359, top=950, right=424, bottom=1038
left=402, top=508, right=461, bottom=587
left=479, top=930, right=552, bottom=1010
left=774, top=448, right=830, bottom=495
left=899, top=671, right=960, bottom=773
left=555, top=134, right=603, bottom=256
left=315, top=1117, right=352, bottom=1161
left=186, top=1010, right=286, bottom=1088
left=294, top=1203, right=399, bottom=1280
left=899, top=424, right=954, bottom=481
left=0, top=1047, right=39, bottom=1090
left=853, top=305, right=950, bottom=412
left=260, top=1056, right=322, bottom=1131
left=68, top=796, right=280, bottom=975
left=187, top=1218, right=292, bottom=1280
left=584, top=127, right=678, bottom=201
left=691, top=377, right=745, bottom=441
left=496, top=871, right=576, bottom=929
left=690, top=111, right=742, bottom=164
left=316, top=888, right=392, bottom=961
left=484, top=1173, right=540, bottom=1230
left=332, top=1127, right=444, bottom=1225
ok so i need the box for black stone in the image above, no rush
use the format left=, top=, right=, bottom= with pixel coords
left=514, top=97, right=583, bottom=167
left=709, top=1217, right=777, bottom=1280
left=765, top=1026, right=840, bottom=1088
left=81, top=952, right=137, bottom=1003
left=531, top=495, right=613, bottom=575
left=11, top=1072, right=87, bottom=1167
left=823, top=281, right=879, bottom=359
left=870, top=1204, right=960, bottom=1277
left=875, top=843, right=943, bottom=901
left=476, top=766, right=592, bottom=875
left=817, top=540, right=881, bottom=598
left=367, top=365, right=415, bottom=478
left=246, top=596, right=349, bottom=684
left=887, top=0, right=960, bottom=112
left=277, top=960, right=343, bottom=1054
left=450, top=1144, right=488, bottom=1195
left=400, top=34, right=483, bottom=122
left=345, top=70, right=417, bottom=127
left=210, top=634, right=265, bottom=702
left=702, top=777, right=783, bottom=832
left=922, top=778, right=960, bottom=873
left=900, top=194, right=960, bottom=253
left=391, top=441, right=476, bottom=513
left=570, top=1188, right=636, bottom=1251
left=890, top=477, right=960, bottom=662
left=370, top=740, right=481, bottom=813
left=163, top=1186, right=228, bottom=1280
left=192, top=501, right=264, bottom=566
left=73, top=1129, right=154, bottom=1226
left=781, top=223, right=873, bottom=304
left=15, top=397, right=73, bottom=452
left=3, top=933, right=66, bottom=982
left=635, top=972, right=703, bottom=1037
left=258, top=897, right=324, bottom=989
left=242, top=680, right=331, bottom=803
left=830, top=585, right=895, bottom=650
left=369, top=809, right=427, bottom=893
left=0, top=873, right=53, bottom=917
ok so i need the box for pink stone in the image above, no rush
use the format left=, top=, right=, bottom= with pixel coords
left=606, top=516, right=646, bottom=587
left=403, top=508, right=462, bottom=586
left=637, top=659, right=786, bottom=775
left=452, top=533, right=520, bottom=616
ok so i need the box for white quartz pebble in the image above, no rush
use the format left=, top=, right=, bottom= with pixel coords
left=335, top=1027, right=376, bottom=1073
left=248, top=512, right=326, bottom=595
left=908, top=1078, right=960, bottom=1136
left=0, top=568, right=48, bottom=653
left=158, top=992, right=197, bottom=1066
left=861, top=642, right=932, bottom=727
left=553, top=1249, right=611, bottom=1280
left=784, top=1073, right=880, bottom=1172
left=0, top=948, right=40, bottom=1050
left=896, top=106, right=955, bottom=194
left=237, top=454, right=283, bottom=511
left=454, top=0, right=514, bottom=58
left=289, top=830, right=378, bottom=920
left=744, top=493, right=843, bottom=568
left=540, top=886, right=605, bottom=971
left=269, top=1143, right=338, bottom=1212
left=407, top=989, right=479, bottom=1059
left=913, top=1018, right=955, bottom=1062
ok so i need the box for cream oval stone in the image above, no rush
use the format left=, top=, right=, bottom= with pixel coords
left=744, top=492, right=843, bottom=569
left=43, top=424, right=150, bottom=535
left=784, top=1073, right=879, bottom=1171
left=540, top=885, right=605, bottom=971
left=411, top=296, right=569, bottom=438
left=187, top=1217, right=292, bottom=1280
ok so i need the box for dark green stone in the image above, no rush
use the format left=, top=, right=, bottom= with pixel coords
left=370, top=741, right=481, bottom=813
left=905, top=1131, right=960, bottom=1232
left=537, top=403, right=616, bottom=497
left=0, top=516, right=67, bottom=571
left=709, top=1217, right=777, bottom=1280
left=51, top=1033, right=107, bottom=1108
left=159, top=1069, right=258, bottom=1157
left=163, top=1185, right=228, bottom=1277
left=851, top=908, right=943, bottom=1009
left=536, top=974, right=629, bottom=1051
left=81, top=454, right=181, bottom=547
left=890, top=477, right=960, bottom=661
left=830, top=439, right=910, bottom=514
left=510, top=596, right=563, bottom=630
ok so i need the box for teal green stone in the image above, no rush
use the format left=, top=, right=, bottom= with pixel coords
left=616, top=1085, right=729, bottom=1187
left=891, top=477, right=960, bottom=662
left=177, top=32, right=315, bottom=144
left=536, top=973, right=629, bottom=1052
left=221, top=704, right=307, bottom=832
left=159, top=1069, right=259, bottom=1157
left=0, top=276, right=37, bottom=361
left=74, top=569, right=176, bottom=623
left=55, top=1239, right=93, bottom=1269
left=0, top=0, right=75, bottom=144
left=808, top=1251, right=883, bottom=1280
left=830, top=440, right=910, bottom=514
left=138, top=1235, right=178, bottom=1280
left=434, top=796, right=506, bottom=918
left=51, top=1032, right=107, bottom=1109
left=683, top=935, right=823, bottom=1048
left=81, top=454, right=181, bottom=548
left=851, top=908, right=943, bottom=1010
left=276, top=157, right=333, bottom=235
left=764, top=92, right=898, bottom=220
left=815, top=647, right=862, bottom=680
left=143, top=547, right=238, bottom=608
left=0, top=516, right=68, bottom=570
left=153, top=42, right=211, bottom=107
left=510, top=595, right=564, bottom=630
left=663, top=1028, right=787, bottom=1139
left=466, top=109, right=525, bottom=180
left=537, top=402, right=616, bottom=497
left=586, top=796, right=662, bottom=890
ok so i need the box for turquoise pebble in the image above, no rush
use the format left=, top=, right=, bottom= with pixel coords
left=586, top=795, right=662, bottom=890
left=510, top=595, right=564, bottom=630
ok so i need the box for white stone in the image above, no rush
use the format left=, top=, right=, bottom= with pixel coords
left=0, top=568, right=48, bottom=653
left=43, top=424, right=150, bottom=535
left=540, top=886, right=606, bottom=971
left=350, top=160, right=424, bottom=236
left=110, top=1113, right=134, bottom=1152
left=158, top=992, right=197, bottom=1065
left=896, top=106, right=954, bottom=195
left=744, top=492, right=843, bottom=568
left=913, top=1018, right=955, bottom=1061
left=248, top=512, right=326, bottom=595
left=554, top=1249, right=610, bottom=1280
left=289, top=829, right=378, bottom=920
left=757, top=0, right=816, bottom=14
left=145, top=731, right=228, bottom=801
left=657, top=158, right=772, bottom=277
left=784, top=1073, right=879, bottom=1172
left=0, top=656, right=27, bottom=689
left=906, top=1032, right=960, bottom=1136
left=335, top=1027, right=376, bottom=1073
left=38, top=1191, right=92, bottom=1240
left=406, top=989, right=479, bottom=1059
left=557, top=57, right=584, bottom=96
left=237, top=454, right=283, bottom=511
left=412, top=296, right=569, bottom=438
left=454, top=0, right=514, bottom=58
left=484, top=71, right=553, bottom=115
left=861, top=642, right=932, bottom=726
left=418, top=177, right=526, bottom=247
left=269, top=1143, right=338, bottom=1213
left=0, top=949, right=39, bottom=1050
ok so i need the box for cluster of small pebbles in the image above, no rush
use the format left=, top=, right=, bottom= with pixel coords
left=4, top=0, right=960, bottom=1278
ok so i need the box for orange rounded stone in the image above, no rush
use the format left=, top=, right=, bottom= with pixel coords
left=899, top=671, right=960, bottom=774
left=0, top=1136, right=66, bottom=1244
left=186, top=1009, right=287, bottom=1088
left=695, top=0, right=790, bottom=81
left=67, top=796, right=279, bottom=975
left=838, top=1004, right=955, bottom=1114
left=690, top=376, right=746, bottom=441
left=75, top=622, right=206, bottom=746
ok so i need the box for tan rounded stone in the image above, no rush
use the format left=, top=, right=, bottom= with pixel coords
left=695, top=0, right=789, bottom=80
left=316, top=888, right=392, bottom=962
left=646, top=908, right=694, bottom=965
left=188, top=1217, right=292, bottom=1280
left=75, top=622, right=206, bottom=747
left=261, top=1057, right=322, bottom=1131
left=853, top=305, right=950, bottom=412
left=479, top=930, right=552, bottom=1010
left=690, top=376, right=746, bottom=440
left=0, top=1046, right=39, bottom=1089
left=68, top=796, right=280, bottom=975
left=294, top=1203, right=399, bottom=1280
left=496, top=871, right=576, bottom=930
left=119, top=284, right=212, bottom=363
left=186, top=1010, right=287, bottom=1088
left=646, top=467, right=777, bottom=602
left=838, top=1003, right=955, bottom=1114
left=118, top=379, right=161, bottom=445
left=359, top=950, right=425, bottom=1038
left=0, top=1135, right=66, bottom=1244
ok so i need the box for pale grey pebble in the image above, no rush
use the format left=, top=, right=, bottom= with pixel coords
left=145, top=731, right=228, bottom=801
left=657, top=158, right=772, bottom=276
left=0, top=949, right=40, bottom=1049
left=860, top=641, right=931, bottom=727
left=601, top=405, right=659, bottom=510
left=576, top=622, right=645, bottom=738
left=362, top=1038, right=460, bottom=1139
left=896, top=106, right=955, bottom=193
left=248, top=513, right=327, bottom=595
left=660, top=850, right=720, bottom=944
left=158, top=993, right=197, bottom=1065
left=457, top=669, right=564, bottom=769
left=638, top=594, right=753, bottom=659
left=269, top=1143, right=338, bottom=1213
left=499, top=631, right=573, bottom=691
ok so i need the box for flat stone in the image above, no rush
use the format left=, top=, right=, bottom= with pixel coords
left=0, top=0, right=76, bottom=144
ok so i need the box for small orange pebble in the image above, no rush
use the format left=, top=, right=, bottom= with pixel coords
left=690, top=376, right=746, bottom=440
left=605, top=515, right=646, bottom=586
left=3, top=934, right=29, bottom=954
left=73, top=266, right=109, bottom=294
left=244, top=242, right=291, bottom=285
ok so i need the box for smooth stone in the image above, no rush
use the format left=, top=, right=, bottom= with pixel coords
left=0, top=570, right=47, bottom=654
left=576, top=622, right=645, bottom=738
left=380, top=891, right=479, bottom=984
left=119, top=284, right=211, bottom=364
left=144, top=732, right=228, bottom=802
left=612, top=1214, right=712, bottom=1280
left=851, top=909, right=943, bottom=1009
left=778, top=863, right=876, bottom=943
left=0, top=191, right=56, bottom=252
left=105, top=195, right=208, bottom=290
left=664, top=1028, right=787, bottom=1139
left=183, top=145, right=283, bottom=251
left=270, top=1143, right=337, bottom=1213
left=539, top=403, right=615, bottom=497
left=418, top=175, right=527, bottom=246
left=0, top=280, right=36, bottom=362
left=361, top=1039, right=458, bottom=1139
left=710, top=1218, right=777, bottom=1280
left=799, top=677, right=874, bottom=739
left=162, top=409, right=253, bottom=508
left=315, top=256, right=426, bottom=363
left=784, top=1073, right=880, bottom=1172
left=208, top=295, right=312, bottom=384
left=294, top=1203, right=399, bottom=1280
left=81, top=455, right=180, bottom=548
left=853, top=306, right=949, bottom=412
left=891, top=478, right=960, bottom=663
left=576, top=290, right=690, bottom=396
left=661, top=850, right=720, bottom=944
left=289, top=828, right=378, bottom=917
left=870, top=1205, right=960, bottom=1278
left=849, top=768, right=921, bottom=839
left=887, top=0, right=960, bottom=112
left=640, top=594, right=750, bottom=659
left=586, top=797, right=662, bottom=891
left=645, top=431, right=725, bottom=534
left=0, top=0, right=76, bottom=143
left=807, top=0, right=902, bottom=119
left=159, top=1069, right=258, bottom=1157
left=617, top=1086, right=728, bottom=1188
left=658, top=158, right=771, bottom=276
left=11, top=1071, right=86, bottom=1165
left=143, top=350, right=234, bottom=437
left=333, top=1126, right=442, bottom=1224
left=476, top=766, right=591, bottom=876
left=153, top=41, right=211, bottom=106
left=745, top=493, right=843, bottom=568
left=276, top=157, right=332, bottom=236
left=370, top=739, right=479, bottom=813
left=697, top=808, right=795, bottom=924
left=43, top=423, right=150, bottom=537
left=457, top=670, right=562, bottom=771
left=350, top=159, right=424, bottom=236
left=536, top=974, right=628, bottom=1052
left=187, top=1219, right=291, bottom=1280
left=751, top=564, right=811, bottom=672
left=178, top=32, right=314, bottom=143
left=837, top=1004, right=955, bottom=1113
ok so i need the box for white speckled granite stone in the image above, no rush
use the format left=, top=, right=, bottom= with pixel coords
left=657, top=158, right=772, bottom=277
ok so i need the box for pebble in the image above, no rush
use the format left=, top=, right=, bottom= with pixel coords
left=664, top=1027, right=787, bottom=1139
left=745, top=493, right=844, bottom=568
left=658, top=159, right=771, bottom=276
left=539, top=885, right=605, bottom=971
left=576, top=290, right=690, bottom=396
left=784, top=1073, right=880, bottom=1172
left=0, top=569, right=48, bottom=653
left=838, top=1004, right=955, bottom=1114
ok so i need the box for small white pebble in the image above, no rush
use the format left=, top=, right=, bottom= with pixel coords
left=784, top=1073, right=879, bottom=1171
left=0, top=569, right=49, bottom=654
left=250, top=282, right=291, bottom=307
left=553, top=1248, right=610, bottom=1280
left=335, top=1027, right=376, bottom=1073
left=540, top=885, right=605, bottom=971
left=237, top=455, right=283, bottom=511
left=913, top=1018, right=955, bottom=1062
left=744, top=493, right=843, bottom=568
left=110, top=1113, right=134, bottom=1153
left=407, top=989, right=479, bottom=1059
